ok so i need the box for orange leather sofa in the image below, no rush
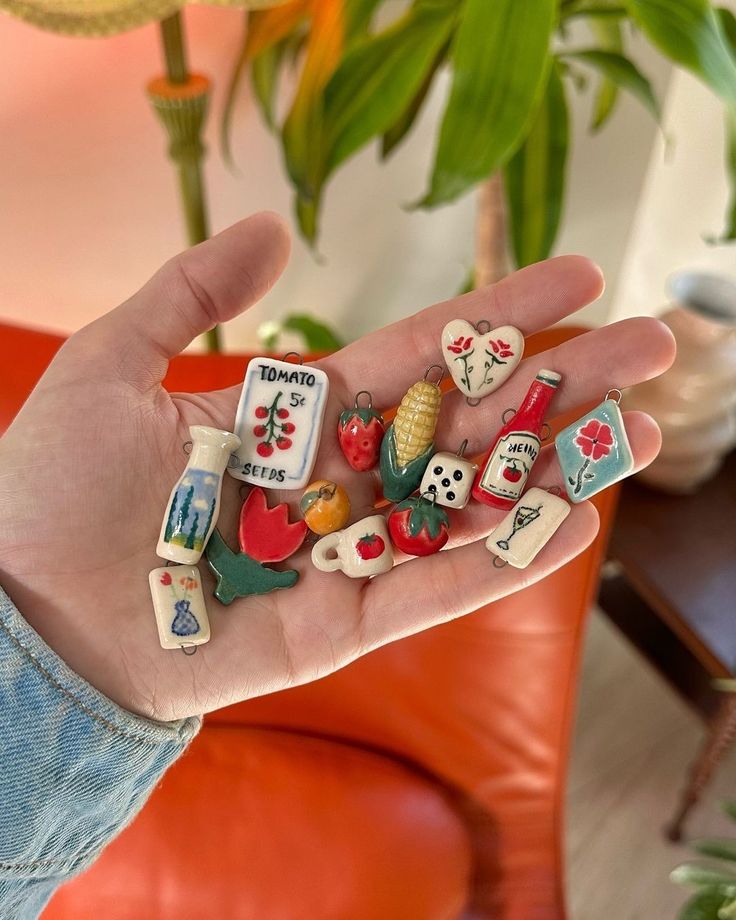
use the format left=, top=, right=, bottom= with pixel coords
left=1, top=322, right=616, bottom=920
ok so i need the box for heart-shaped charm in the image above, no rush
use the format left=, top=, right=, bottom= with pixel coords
left=441, top=320, right=524, bottom=404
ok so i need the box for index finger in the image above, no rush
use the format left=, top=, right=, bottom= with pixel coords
left=319, top=254, right=605, bottom=406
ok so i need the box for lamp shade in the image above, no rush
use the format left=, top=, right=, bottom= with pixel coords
left=0, top=0, right=275, bottom=36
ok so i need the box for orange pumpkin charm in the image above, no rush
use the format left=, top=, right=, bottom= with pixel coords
left=300, top=480, right=351, bottom=535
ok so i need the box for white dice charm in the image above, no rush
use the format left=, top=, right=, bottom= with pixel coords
left=149, top=565, right=211, bottom=650
left=485, top=487, right=570, bottom=569
left=230, top=357, right=330, bottom=490
left=419, top=448, right=478, bottom=509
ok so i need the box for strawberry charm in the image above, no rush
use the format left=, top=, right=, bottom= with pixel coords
left=337, top=391, right=386, bottom=471
left=388, top=493, right=450, bottom=557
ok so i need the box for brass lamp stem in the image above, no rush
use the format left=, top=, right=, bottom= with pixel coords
left=149, top=12, right=220, bottom=352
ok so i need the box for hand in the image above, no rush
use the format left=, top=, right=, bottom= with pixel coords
left=0, top=213, right=675, bottom=721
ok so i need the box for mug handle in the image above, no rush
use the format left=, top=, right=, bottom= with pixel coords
left=311, top=532, right=343, bottom=573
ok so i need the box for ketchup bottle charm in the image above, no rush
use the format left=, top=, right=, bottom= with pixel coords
left=472, top=369, right=561, bottom=509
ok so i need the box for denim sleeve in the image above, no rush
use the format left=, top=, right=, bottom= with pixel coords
left=0, top=587, right=201, bottom=920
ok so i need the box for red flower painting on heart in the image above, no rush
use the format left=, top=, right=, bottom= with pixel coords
left=446, top=335, right=474, bottom=355
left=575, top=420, right=614, bottom=460
left=489, top=338, right=514, bottom=359
left=570, top=419, right=615, bottom=494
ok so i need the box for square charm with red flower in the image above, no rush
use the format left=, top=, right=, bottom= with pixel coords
left=555, top=398, right=634, bottom=503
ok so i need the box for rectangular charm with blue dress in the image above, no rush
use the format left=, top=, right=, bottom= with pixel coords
left=555, top=393, right=634, bottom=503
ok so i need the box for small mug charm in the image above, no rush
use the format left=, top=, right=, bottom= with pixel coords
left=442, top=320, right=524, bottom=405
left=312, top=514, right=393, bottom=578
left=338, top=391, right=386, bottom=471
left=157, top=425, right=241, bottom=564
left=419, top=440, right=478, bottom=509
left=229, top=355, right=330, bottom=490
left=149, top=565, right=211, bottom=650
left=555, top=390, right=634, bottom=503
left=205, top=487, right=307, bottom=605
left=300, top=480, right=351, bottom=535
left=380, top=366, right=443, bottom=503
left=388, top=493, right=449, bottom=557
left=486, top=487, right=570, bottom=569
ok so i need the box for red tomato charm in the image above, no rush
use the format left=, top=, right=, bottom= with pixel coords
left=338, top=391, right=386, bottom=472
left=388, top=494, right=449, bottom=557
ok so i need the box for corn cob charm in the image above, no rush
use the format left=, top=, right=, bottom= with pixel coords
left=380, top=366, right=443, bottom=502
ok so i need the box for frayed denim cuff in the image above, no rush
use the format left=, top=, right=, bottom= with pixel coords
left=0, top=586, right=200, bottom=918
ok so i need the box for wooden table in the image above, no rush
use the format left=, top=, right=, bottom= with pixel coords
left=598, top=450, right=736, bottom=840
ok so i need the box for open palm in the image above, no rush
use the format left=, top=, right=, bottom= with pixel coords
left=0, top=213, right=675, bottom=721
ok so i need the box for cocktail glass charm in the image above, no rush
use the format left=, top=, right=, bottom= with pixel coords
left=486, top=488, right=570, bottom=569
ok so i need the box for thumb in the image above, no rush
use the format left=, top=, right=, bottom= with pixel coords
left=65, top=211, right=291, bottom=389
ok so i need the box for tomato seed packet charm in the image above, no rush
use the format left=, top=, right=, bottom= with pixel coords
left=380, top=366, right=443, bottom=502
left=419, top=441, right=478, bottom=509
left=472, top=369, right=561, bottom=510
left=338, top=391, right=386, bottom=471
left=205, top=487, right=306, bottom=604
left=442, top=320, right=524, bottom=405
left=555, top=391, right=634, bottom=503
left=149, top=565, right=211, bottom=650
left=230, top=356, right=329, bottom=490
left=312, top=515, right=393, bottom=578
left=388, top=493, right=449, bottom=557
left=486, top=488, right=570, bottom=569
left=158, top=425, right=241, bottom=565
left=300, top=480, right=351, bottom=535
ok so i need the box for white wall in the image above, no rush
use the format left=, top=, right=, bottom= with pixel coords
left=0, top=8, right=678, bottom=349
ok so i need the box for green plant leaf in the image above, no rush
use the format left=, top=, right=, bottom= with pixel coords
left=504, top=62, right=569, bottom=267
left=419, top=0, right=555, bottom=207
left=694, top=839, right=736, bottom=863
left=345, top=0, right=384, bottom=45
left=678, top=887, right=733, bottom=920
left=562, top=48, right=661, bottom=121
left=251, top=39, right=288, bottom=130
left=714, top=10, right=736, bottom=242
left=671, top=861, right=736, bottom=889
left=280, top=314, right=345, bottom=352
left=627, top=0, right=736, bottom=107
left=589, top=16, right=623, bottom=130
left=323, top=0, right=458, bottom=174
left=723, top=801, right=736, bottom=823
left=381, top=42, right=448, bottom=159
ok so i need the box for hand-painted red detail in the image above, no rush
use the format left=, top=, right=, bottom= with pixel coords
left=575, top=419, right=614, bottom=460
left=238, top=487, right=307, bottom=563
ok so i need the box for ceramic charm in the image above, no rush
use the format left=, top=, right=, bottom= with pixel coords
left=442, top=320, right=524, bottom=405
left=158, top=425, right=241, bottom=565
left=205, top=487, right=307, bottom=604
left=337, top=391, right=386, bottom=471
left=312, top=514, right=393, bottom=578
left=555, top=392, right=634, bottom=503
left=388, top=493, right=449, bottom=557
left=380, top=366, right=443, bottom=502
left=485, top=488, right=570, bottom=569
left=419, top=441, right=478, bottom=509
left=300, top=480, right=351, bottom=535
left=230, top=356, right=329, bottom=490
left=149, top=565, right=211, bottom=650
left=472, top=369, right=561, bottom=510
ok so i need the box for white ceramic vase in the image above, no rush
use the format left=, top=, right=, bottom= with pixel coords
left=625, top=271, right=736, bottom=493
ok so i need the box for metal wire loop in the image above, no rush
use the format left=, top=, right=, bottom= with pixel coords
left=502, top=408, right=516, bottom=424
left=354, top=390, right=373, bottom=409
left=493, top=555, right=508, bottom=569
left=546, top=485, right=563, bottom=497
left=466, top=397, right=481, bottom=408
left=474, top=320, right=491, bottom=334
left=423, top=364, right=445, bottom=385
left=282, top=351, right=304, bottom=365
left=605, top=387, right=623, bottom=404
left=227, top=453, right=241, bottom=470
left=420, top=489, right=438, bottom=505
left=181, top=644, right=198, bottom=656
left=318, top=482, right=337, bottom=499
left=457, top=439, right=469, bottom=458
left=182, top=440, right=193, bottom=455
left=540, top=423, right=552, bottom=442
